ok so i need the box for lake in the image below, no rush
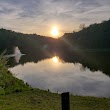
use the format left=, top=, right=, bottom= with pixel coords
left=9, top=54, right=110, bottom=98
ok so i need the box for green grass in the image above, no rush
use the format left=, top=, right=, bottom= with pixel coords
left=0, top=54, right=110, bottom=110
left=0, top=89, right=110, bottom=110
left=0, top=54, right=30, bottom=94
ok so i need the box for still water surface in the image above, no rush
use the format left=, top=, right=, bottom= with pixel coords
left=9, top=56, right=110, bottom=98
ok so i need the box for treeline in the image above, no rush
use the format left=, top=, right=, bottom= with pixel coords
left=60, top=20, right=110, bottom=49
left=0, top=19, right=110, bottom=54
left=0, top=28, right=58, bottom=58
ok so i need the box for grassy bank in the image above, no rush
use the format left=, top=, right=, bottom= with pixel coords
left=0, top=54, right=30, bottom=95
left=0, top=89, right=110, bottom=110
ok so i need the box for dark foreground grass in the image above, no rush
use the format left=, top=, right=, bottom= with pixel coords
left=0, top=89, right=110, bottom=110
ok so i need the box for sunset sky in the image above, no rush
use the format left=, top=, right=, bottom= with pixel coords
left=0, top=0, right=110, bottom=37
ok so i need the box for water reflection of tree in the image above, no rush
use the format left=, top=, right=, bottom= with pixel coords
left=8, top=50, right=110, bottom=77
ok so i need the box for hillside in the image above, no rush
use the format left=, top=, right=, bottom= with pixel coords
left=0, top=20, right=110, bottom=56
left=60, top=20, right=110, bottom=49
left=0, top=20, right=110, bottom=54
left=0, top=28, right=57, bottom=55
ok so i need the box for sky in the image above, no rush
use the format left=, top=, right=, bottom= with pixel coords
left=0, top=0, right=110, bottom=37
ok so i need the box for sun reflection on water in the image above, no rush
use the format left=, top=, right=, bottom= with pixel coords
left=52, top=56, right=59, bottom=63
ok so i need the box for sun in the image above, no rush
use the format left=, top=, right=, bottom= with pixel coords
left=52, top=56, right=59, bottom=63
left=51, top=27, right=59, bottom=37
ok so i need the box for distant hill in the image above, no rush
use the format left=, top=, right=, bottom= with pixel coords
left=60, top=20, right=110, bottom=49
left=0, top=28, right=57, bottom=53
left=0, top=20, right=110, bottom=54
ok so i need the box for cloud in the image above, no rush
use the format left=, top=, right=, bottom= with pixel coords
left=0, top=0, right=110, bottom=36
